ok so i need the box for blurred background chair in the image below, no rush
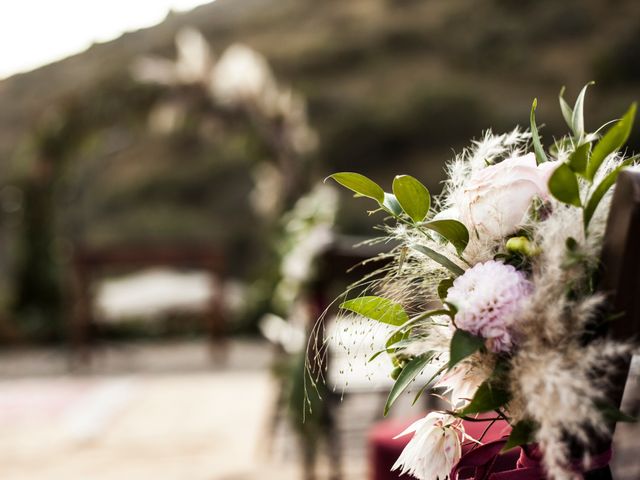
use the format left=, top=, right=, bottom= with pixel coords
left=70, top=245, right=226, bottom=364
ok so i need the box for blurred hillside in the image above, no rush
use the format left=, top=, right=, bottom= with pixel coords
left=1, top=0, right=639, bottom=336
left=2, top=0, right=640, bottom=218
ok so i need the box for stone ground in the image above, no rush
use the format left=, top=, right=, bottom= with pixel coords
left=0, top=340, right=638, bottom=480
left=0, top=340, right=306, bottom=480
left=0, top=339, right=381, bottom=480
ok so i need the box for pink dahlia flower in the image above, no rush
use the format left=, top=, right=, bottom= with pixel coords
left=446, top=260, right=532, bottom=352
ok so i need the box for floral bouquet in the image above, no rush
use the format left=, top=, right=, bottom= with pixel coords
left=320, top=85, right=638, bottom=479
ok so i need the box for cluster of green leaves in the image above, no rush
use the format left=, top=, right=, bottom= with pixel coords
left=327, top=172, right=469, bottom=276
left=533, top=83, right=637, bottom=231
left=339, top=295, right=460, bottom=414
left=328, top=173, right=487, bottom=415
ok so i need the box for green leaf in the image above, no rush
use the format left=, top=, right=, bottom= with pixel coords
left=368, top=335, right=413, bottom=362
left=384, top=353, right=433, bottom=416
left=392, top=175, right=431, bottom=223
left=530, top=99, right=548, bottom=165
left=586, top=103, right=636, bottom=181
left=393, top=309, right=455, bottom=335
left=461, top=380, right=511, bottom=415
left=386, top=330, right=409, bottom=349
left=568, top=142, right=591, bottom=177
left=328, top=172, right=385, bottom=203
left=597, top=401, right=638, bottom=423
left=339, top=296, right=408, bottom=326
left=448, top=329, right=485, bottom=370
left=583, top=159, right=633, bottom=229
left=411, top=244, right=465, bottom=276
left=412, top=363, right=447, bottom=405
left=501, top=420, right=537, bottom=452
left=423, top=219, right=470, bottom=255
left=559, top=86, right=574, bottom=130
left=548, top=163, right=581, bottom=207
left=437, top=278, right=455, bottom=301
left=383, top=192, right=403, bottom=216
left=571, top=82, right=594, bottom=139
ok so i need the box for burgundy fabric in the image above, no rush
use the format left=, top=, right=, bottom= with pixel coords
left=452, top=437, right=613, bottom=480
left=456, top=419, right=517, bottom=479
left=368, top=417, right=422, bottom=480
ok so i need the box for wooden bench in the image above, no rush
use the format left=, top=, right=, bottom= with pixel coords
left=69, top=245, right=226, bottom=363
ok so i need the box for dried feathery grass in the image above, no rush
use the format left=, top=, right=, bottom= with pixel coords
left=509, top=340, right=633, bottom=479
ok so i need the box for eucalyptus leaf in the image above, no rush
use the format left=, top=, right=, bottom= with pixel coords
left=384, top=353, right=433, bottom=416
left=571, top=82, right=594, bottom=140
left=383, top=192, right=403, bottom=216
left=530, top=99, right=548, bottom=164
left=392, top=175, right=431, bottom=222
left=423, top=219, right=470, bottom=255
left=559, top=86, right=574, bottom=130
left=583, top=159, right=633, bottom=229
left=328, top=172, right=385, bottom=203
left=597, top=401, right=638, bottom=423
left=386, top=330, right=409, bottom=349
left=340, top=296, right=408, bottom=326
left=461, top=380, right=511, bottom=415
left=501, top=420, right=537, bottom=452
left=568, top=142, right=591, bottom=177
left=548, top=163, right=581, bottom=207
left=411, top=244, right=465, bottom=276
left=412, top=363, right=448, bottom=405
left=586, top=103, right=636, bottom=181
left=448, top=329, right=485, bottom=370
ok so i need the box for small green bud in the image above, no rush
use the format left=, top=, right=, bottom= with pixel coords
left=505, top=236, right=540, bottom=256
left=390, top=366, right=402, bottom=380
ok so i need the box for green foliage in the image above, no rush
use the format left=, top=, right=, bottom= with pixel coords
left=570, top=82, right=594, bottom=140
left=596, top=401, right=638, bottom=423
left=392, top=175, right=430, bottom=222
left=530, top=99, right=548, bottom=164
left=328, top=172, right=385, bottom=203
left=383, top=192, right=403, bottom=215
left=423, top=219, right=469, bottom=255
left=558, top=87, right=574, bottom=131
left=586, top=103, right=636, bottom=181
left=448, top=329, right=485, bottom=370
left=548, top=163, right=582, bottom=207
left=583, top=159, right=634, bottom=228
left=339, top=296, right=408, bottom=326
left=501, top=420, right=537, bottom=452
left=384, top=352, right=434, bottom=416
left=461, top=379, right=511, bottom=415
left=568, top=142, right=591, bottom=177
left=331, top=171, right=470, bottom=256
left=411, top=244, right=465, bottom=276
left=460, top=361, right=511, bottom=414
left=437, top=278, right=455, bottom=301
left=412, top=363, right=448, bottom=405
left=546, top=87, right=637, bottom=235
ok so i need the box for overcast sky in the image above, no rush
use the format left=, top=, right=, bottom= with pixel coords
left=0, top=0, right=213, bottom=79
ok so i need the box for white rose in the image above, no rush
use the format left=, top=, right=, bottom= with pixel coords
left=459, top=153, right=559, bottom=238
